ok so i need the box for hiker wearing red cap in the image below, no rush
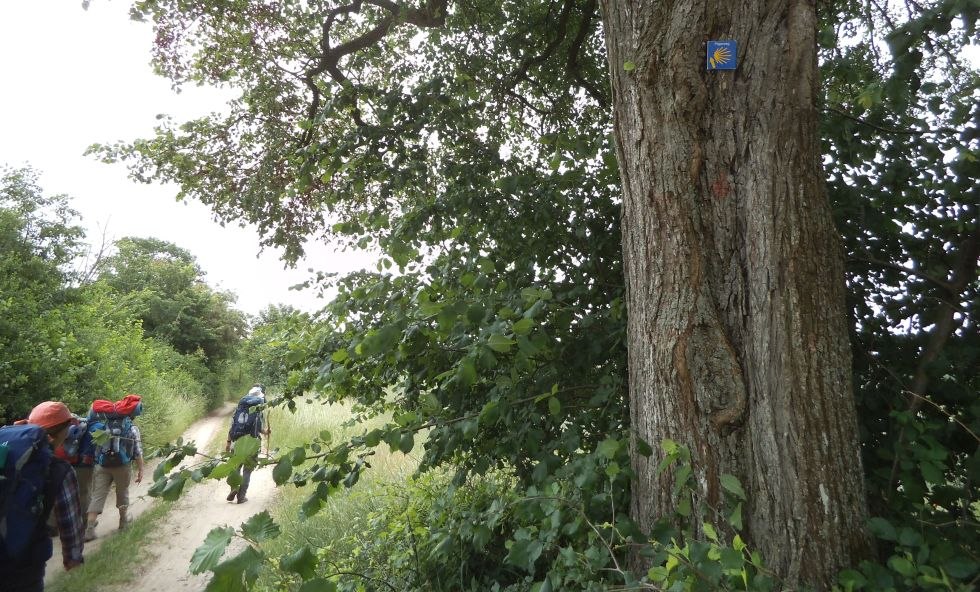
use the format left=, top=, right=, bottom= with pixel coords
left=0, top=401, right=85, bottom=591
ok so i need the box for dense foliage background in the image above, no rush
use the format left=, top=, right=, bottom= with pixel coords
left=0, top=165, right=249, bottom=444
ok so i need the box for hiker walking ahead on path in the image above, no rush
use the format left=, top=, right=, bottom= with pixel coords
left=84, top=395, right=145, bottom=542
left=224, top=384, right=271, bottom=504
left=0, top=401, right=85, bottom=591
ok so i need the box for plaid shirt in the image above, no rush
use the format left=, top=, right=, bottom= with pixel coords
left=53, top=465, right=85, bottom=564
left=130, top=424, right=143, bottom=459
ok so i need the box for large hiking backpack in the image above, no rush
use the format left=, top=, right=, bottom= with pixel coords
left=89, top=395, right=142, bottom=468
left=91, top=414, right=136, bottom=468
left=0, top=424, right=54, bottom=561
left=56, top=420, right=95, bottom=466
left=229, top=395, right=264, bottom=441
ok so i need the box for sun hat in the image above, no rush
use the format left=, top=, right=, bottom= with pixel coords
left=24, top=401, right=78, bottom=430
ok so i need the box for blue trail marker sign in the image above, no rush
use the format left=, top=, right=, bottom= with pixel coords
left=707, top=40, right=737, bottom=70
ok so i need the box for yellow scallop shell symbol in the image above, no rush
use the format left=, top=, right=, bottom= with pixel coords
left=709, top=46, right=732, bottom=69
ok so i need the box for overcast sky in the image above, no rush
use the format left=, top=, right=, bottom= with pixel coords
left=0, top=1, right=373, bottom=316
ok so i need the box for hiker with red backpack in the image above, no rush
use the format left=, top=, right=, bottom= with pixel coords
left=83, top=394, right=144, bottom=542
left=0, top=401, right=85, bottom=591
left=224, top=384, right=271, bottom=504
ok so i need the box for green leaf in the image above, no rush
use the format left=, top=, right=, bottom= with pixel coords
left=281, top=545, right=318, bottom=581
left=720, top=547, right=743, bottom=571
left=673, top=464, right=692, bottom=493
left=190, top=526, right=234, bottom=574
left=330, top=349, right=348, bottom=363
left=466, top=304, right=485, bottom=324
left=161, top=474, right=187, bottom=501
left=241, top=510, right=281, bottom=543
left=838, top=569, right=867, bottom=590
left=147, top=477, right=168, bottom=497
left=505, top=538, right=544, bottom=572
left=300, top=487, right=326, bottom=519
left=597, top=438, right=620, bottom=459
left=547, top=396, right=561, bottom=415
left=605, top=461, right=621, bottom=478
left=703, top=522, right=719, bottom=542
left=635, top=437, right=653, bottom=457
left=291, top=447, right=307, bottom=466
left=943, top=556, right=977, bottom=579
left=728, top=503, right=743, bottom=530
left=230, top=436, right=260, bottom=461
left=398, top=431, right=415, bottom=454
left=273, top=457, right=293, bottom=485
left=206, top=546, right=263, bottom=592
left=869, top=517, right=897, bottom=541
left=479, top=400, right=500, bottom=426
left=623, top=61, right=636, bottom=71
left=422, top=391, right=442, bottom=413
left=472, top=524, right=492, bottom=549
left=719, top=474, right=746, bottom=500
left=210, top=460, right=237, bottom=481
left=918, top=461, right=944, bottom=484
left=488, top=333, right=515, bottom=353
left=458, top=357, right=477, bottom=387
left=887, top=555, right=915, bottom=577
left=512, top=317, right=534, bottom=335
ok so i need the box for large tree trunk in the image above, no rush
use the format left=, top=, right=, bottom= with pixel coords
left=599, top=0, right=871, bottom=587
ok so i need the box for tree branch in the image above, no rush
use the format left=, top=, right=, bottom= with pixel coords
left=565, top=0, right=608, bottom=109
left=823, top=105, right=957, bottom=136
left=300, top=0, right=450, bottom=143
left=848, top=254, right=956, bottom=292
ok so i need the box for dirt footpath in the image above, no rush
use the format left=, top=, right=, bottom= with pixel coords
left=50, top=404, right=278, bottom=591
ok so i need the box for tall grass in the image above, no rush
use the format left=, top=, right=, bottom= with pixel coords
left=132, top=373, right=207, bottom=450
left=254, top=396, right=422, bottom=591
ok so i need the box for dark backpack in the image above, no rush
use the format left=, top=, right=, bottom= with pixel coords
left=0, top=424, right=54, bottom=562
left=91, top=415, right=136, bottom=467
left=229, top=395, right=264, bottom=441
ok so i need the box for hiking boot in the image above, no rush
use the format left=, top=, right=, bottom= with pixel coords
left=118, top=508, right=130, bottom=530
left=226, top=489, right=239, bottom=502
left=236, top=496, right=248, bottom=504
left=84, top=522, right=98, bottom=542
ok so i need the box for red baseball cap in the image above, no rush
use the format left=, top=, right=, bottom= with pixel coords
left=25, top=401, right=78, bottom=430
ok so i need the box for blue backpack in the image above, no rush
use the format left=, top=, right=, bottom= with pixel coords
left=229, top=395, right=264, bottom=441
left=90, top=415, right=136, bottom=467
left=0, top=424, right=54, bottom=561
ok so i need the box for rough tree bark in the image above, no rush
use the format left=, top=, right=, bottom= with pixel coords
left=599, top=0, right=872, bottom=587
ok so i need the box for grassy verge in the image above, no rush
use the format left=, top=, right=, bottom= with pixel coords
left=45, top=500, right=174, bottom=592
left=253, top=397, right=422, bottom=590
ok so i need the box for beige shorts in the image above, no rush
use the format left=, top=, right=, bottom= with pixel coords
left=87, top=464, right=132, bottom=514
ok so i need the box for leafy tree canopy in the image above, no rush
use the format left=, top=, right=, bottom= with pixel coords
left=97, top=0, right=978, bottom=589
left=0, top=167, right=86, bottom=419
left=98, top=235, right=247, bottom=370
